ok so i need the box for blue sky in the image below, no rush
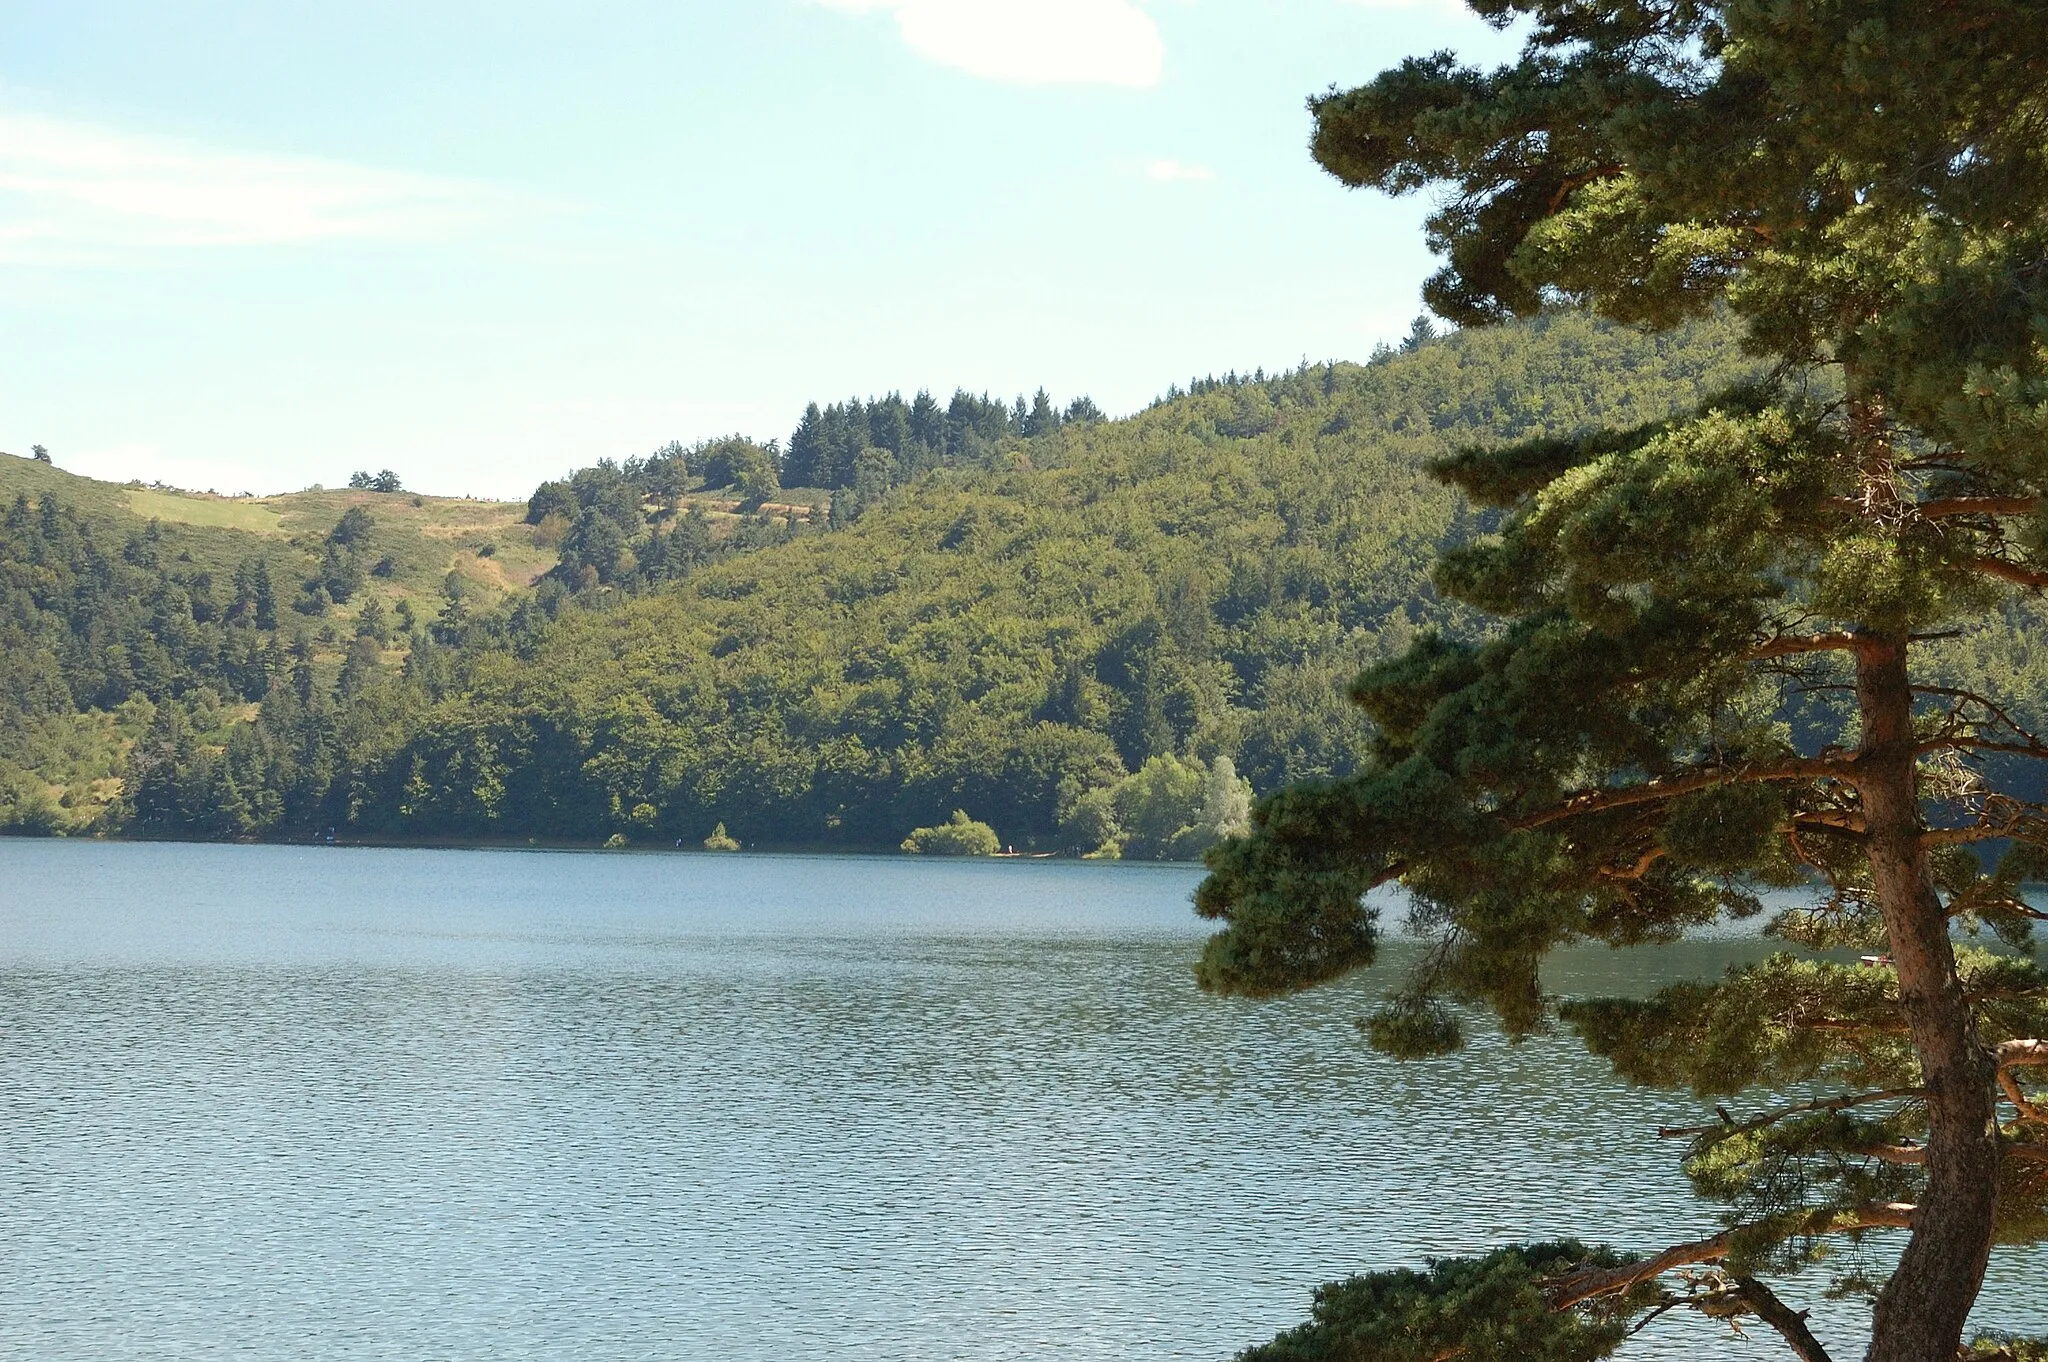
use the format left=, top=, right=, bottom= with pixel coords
left=0, top=1, right=1516, bottom=498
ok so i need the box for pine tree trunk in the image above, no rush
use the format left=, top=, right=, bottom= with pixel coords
left=1855, top=635, right=2001, bottom=1362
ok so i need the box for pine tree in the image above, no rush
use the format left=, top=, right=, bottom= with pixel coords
left=1023, top=388, right=1059, bottom=438
left=1198, top=5, right=2048, bottom=1359
left=251, top=558, right=276, bottom=632
left=785, top=403, right=825, bottom=489
left=868, top=392, right=911, bottom=457
left=909, top=389, right=945, bottom=451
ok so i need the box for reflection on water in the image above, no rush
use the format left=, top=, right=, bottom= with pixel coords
left=1, top=841, right=2039, bottom=1360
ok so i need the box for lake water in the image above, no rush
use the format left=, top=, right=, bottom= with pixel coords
left=2, top=840, right=2041, bottom=1361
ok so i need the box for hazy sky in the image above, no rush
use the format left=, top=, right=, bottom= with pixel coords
left=0, top=1, right=1516, bottom=498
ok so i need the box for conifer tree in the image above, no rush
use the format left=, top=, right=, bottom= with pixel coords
left=868, top=391, right=911, bottom=457
left=909, top=389, right=945, bottom=450
left=785, top=402, right=825, bottom=489
left=251, top=557, right=276, bottom=632
left=1197, top=4, right=2048, bottom=1359
left=1023, top=387, right=1059, bottom=438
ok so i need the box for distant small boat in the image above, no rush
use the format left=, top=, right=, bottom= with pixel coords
left=1859, top=954, right=1894, bottom=968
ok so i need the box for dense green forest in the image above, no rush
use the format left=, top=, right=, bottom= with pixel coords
left=9, top=311, right=2039, bottom=852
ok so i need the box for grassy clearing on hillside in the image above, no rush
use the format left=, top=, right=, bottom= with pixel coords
left=267, top=488, right=552, bottom=600
left=125, top=488, right=285, bottom=533
left=0, top=453, right=152, bottom=521
left=0, top=454, right=559, bottom=678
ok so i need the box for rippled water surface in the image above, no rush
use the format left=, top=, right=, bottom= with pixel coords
left=2, top=841, right=2041, bottom=1360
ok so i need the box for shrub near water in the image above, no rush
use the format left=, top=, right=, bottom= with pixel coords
left=900, top=811, right=999, bottom=856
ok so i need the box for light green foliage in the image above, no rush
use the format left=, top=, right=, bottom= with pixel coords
left=1200, top=755, right=1254, bottom=843
left=1970, top=1341, right=2048, bottom=1362
left=900, top=810, right=999, bottom=856
left=1064, top=754, right=1257, bottom=860
left=1109, top=755, right=1206, bottom=859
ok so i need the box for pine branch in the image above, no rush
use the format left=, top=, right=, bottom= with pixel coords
left=1999, top=1041, right=2048, bottom=1123
left=1626, top=1275, right=1837, bottom=1362
left=1747, top=631, right=1868, bottom=661
left=1924, top=823, right=2031, bottom=846
left=1914, top=495, right=2039, bottom=519
left=1975, top=903, right=2048, bottom=922
left=1792, top=810, right=1866, bottom=833
left=1933, top=738, right=2048, bottom=760
left=1545, top=1203, right=1918, bottom=1308
left=1913, top=686, right=2048, bottom=766
left=1823, top=495, right=2042, bottom=521
left=1861, top=1143, right=1926, bottom=1165
left=1922, top=796, right=2048, bottom=847
left=1913, top=685, right=2042, bottom=739
left=1658, top=1087, right=1925, bottom=1139
left=1595, top=846, right=1667, bottom=882
left=1970, top=555, right=2048, bottom=590
left=1519, top=757, right=1853, bottom=830
left=1731, top=1276, right=1837, bottom=1362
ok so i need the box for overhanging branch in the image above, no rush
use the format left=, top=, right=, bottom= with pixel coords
left=1519, top=757, right=1853, bottom=831
left=1999, top=1040, right=2048, bottom=1123
left=1915, top=495, right=2039, bottom=519
left=1658, top=1087, right=1924, bottom=1140
left=1747, top=631, right=1868, bottom=661
left=1731, top=1275, right=1837, bottom=1362
left=1545, top=1203, right=1917, bottom=1308
left=1826, top=495, right=2039, bottom=522
left=1971, top=555, right=2048, bottom=590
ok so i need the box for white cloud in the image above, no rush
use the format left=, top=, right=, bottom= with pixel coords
left=814, top=0, right=1164, bottom=88
left=0, top=111, right=493, bottom=265
left=1146, top=158, right=1214, bottom=182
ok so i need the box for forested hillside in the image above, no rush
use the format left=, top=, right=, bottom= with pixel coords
left=0, top=464, right=548, bottom=832
left=23, top=311, right=2030, bottom=853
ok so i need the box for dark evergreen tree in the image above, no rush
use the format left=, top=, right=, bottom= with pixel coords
left=525, top=479, right=576, bottom=525
left=1023, top=388, right=1059, bottom=438
left=944, top=389, right=1012, bottom=456
left=329, top=507, right=374, bottom=547
left=868, top=392, right=911, bottom=459
left=1198, top=5, right=2048, bottom=1359
left=785, top=402, right=826, bottom=489
left=252, top=557, right=276, bottom=632
left=909, top=390, right=945, bottom=450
